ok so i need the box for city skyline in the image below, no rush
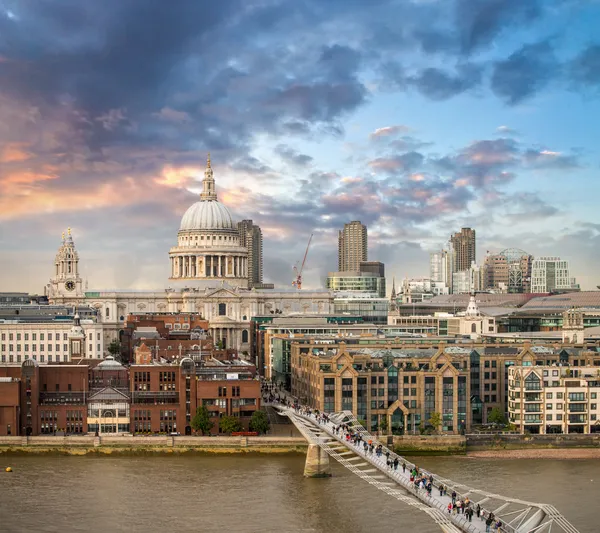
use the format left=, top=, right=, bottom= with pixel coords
left=1, top=1, right=600, bottom=292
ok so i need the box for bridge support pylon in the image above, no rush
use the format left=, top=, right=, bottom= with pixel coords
left=304, top=443, right=331, bottom=478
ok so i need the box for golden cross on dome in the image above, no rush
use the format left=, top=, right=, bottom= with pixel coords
left=68, top=227, right=71, bottom=235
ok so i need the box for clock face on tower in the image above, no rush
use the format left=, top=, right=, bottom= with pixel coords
left=65, top=280, right=76, bottom=292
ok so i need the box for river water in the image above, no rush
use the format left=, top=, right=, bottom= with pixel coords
left=0, top=455, right=596, bottom=533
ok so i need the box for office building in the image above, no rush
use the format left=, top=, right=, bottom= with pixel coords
left=530, top=257, right=579, bottom=294
left=338, top=221, right=368, bottom=272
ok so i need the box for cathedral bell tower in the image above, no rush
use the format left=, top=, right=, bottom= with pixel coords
left=46, top=228, right=84, bottom=302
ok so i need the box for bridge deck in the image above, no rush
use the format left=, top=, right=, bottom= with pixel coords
left=276, top=405, right=580, bottom=533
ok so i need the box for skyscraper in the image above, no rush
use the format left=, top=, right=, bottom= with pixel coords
left=237, top=220, right=263, bottom=287
left=450, top=228, right=476, bottom=272
left=530, top=257, right=578, bottom=293
left=338, top=221, right=368, bottom=272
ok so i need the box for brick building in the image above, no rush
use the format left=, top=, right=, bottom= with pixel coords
left=0, top=356, right=260, bottom=436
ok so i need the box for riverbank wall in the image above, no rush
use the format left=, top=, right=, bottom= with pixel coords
left=0, top=435, right=308, bottom=455
left=392, top=435, right=467, bottom=455
left=466, top=433, right=600, bottom=452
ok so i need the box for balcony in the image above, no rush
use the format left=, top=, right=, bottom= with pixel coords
left=39, top=392, right=86, bottom=405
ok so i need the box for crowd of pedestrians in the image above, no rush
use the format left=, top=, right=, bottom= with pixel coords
left=262, top=380, right=506, bottom=533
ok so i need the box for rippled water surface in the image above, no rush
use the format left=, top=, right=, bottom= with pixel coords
left=0, top=454, right=596, bottom=532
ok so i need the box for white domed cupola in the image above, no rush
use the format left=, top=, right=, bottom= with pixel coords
left=179, top=154, right=235, bottom=232
left=168, top=154, right=249, bottom=288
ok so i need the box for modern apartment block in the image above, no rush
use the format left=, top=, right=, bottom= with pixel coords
left=338, top=221, right=368, bottom=272
left=450, top=228, right=476, bottom=273
left=508, top=365, right=600, bottom=434
left=530, top=256, right=578, bottom=293
left=237, top=219, right=264, bottom=288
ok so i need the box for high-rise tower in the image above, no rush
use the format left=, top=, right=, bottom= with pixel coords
left=338, top=221, right=368, bottom=272
left=237, top=219, right=263, bottom=287
left=450, top=227, right=476, bottom=272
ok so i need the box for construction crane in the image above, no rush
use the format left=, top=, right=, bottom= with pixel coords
left=292, top=233, right=313, bottom=290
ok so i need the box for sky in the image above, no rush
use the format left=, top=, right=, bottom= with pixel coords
left=1, top=0, right=600, bottom=293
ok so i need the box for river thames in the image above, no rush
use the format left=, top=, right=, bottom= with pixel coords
left=0, top=455, right=596, bottom=532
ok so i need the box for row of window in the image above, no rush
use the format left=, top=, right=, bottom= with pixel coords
left=1, top=354, right=69, bottom=363
left=217, top=386, right=241, bottom=397
left=0, top=343, right=101, bottom=353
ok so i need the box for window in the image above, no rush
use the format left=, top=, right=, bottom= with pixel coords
left=25, top=333, right=29, bottom=341
left=242, top=330, right=249, bottom=343
left=40, top=334, right=44, bottom=341
left=24, top=344, right=29, bottom=351
left=592, top=393, right=597, bottom=400
left=218, top=303, right=226, bottom=316
left=105, top=307, right=110, bottom=318
left=546, top=414, right=552, bottom=421
left=48, top=333, right=52, bottom=341
left=16, top=333, right=21, bottom=341
left=63, top=333, right=68, bottom=341
left=556, top=392, right=563, bottom=399
left=546, top=392, right=553, bottom=399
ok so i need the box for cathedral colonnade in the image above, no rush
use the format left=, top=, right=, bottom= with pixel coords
left=170, top=254, right=247, bottom=280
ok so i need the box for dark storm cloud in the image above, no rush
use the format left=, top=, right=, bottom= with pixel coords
left=490, top=41, right=559, bottom=104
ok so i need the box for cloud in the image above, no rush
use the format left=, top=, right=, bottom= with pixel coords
left=369, top=125, right=411, bottom=139
left=496, top=125, right=518, bottom=135
left=457, top=0, right=542, bottom=53
left=570, top=44, right=600, bottom=87
left=274, top=144, right=314, bottom=166
left=523, top=149, right=580, bottom=169
left=490, top=41, right=559, bottom=104
left=408, top=63, right=482, bottom=100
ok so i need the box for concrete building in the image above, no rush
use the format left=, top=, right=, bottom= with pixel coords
left=450, top=228, right=476, bottom=273
left=530, top=256, right=579, bottom=293
left=508, top=365, right=600, bottom=434
left=338, top=221, right=368, bottom=272
left=429, top=249, right=453, bottom=291
left=399, top=278, right=449, bottom=304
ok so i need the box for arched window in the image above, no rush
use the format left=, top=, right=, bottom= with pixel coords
left=105, top=307, right=110, bottom=318
left=242, top=330, right=249, bottom=343
left=471, top=323, right=477, bottom=333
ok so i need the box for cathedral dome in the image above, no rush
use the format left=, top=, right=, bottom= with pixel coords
left=180, top=200, right=234, bottom=231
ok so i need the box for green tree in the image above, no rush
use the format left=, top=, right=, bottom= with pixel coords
left=219, top=415, right=243, bottom=434
left=379, top=416, right=388, bottom=433
left=249, top=411, right=270, bottom=435
left=428, top=412, right=442, bottom=434
left=488, top=407, right=506, bottom=425
left=357, top=418, right=368, bottom=429
left=107, top=339, right=121, bottom=360
left=191, top=406, right=214, bottom=435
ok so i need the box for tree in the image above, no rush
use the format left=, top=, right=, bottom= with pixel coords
left=357, top=418, right=368, bottom=429
left=249, top=411, right=270, bottom=435
left=428, top=412, right=442, bottom=434
left=191, top=406, right=214, bottom=435
left=219, top=415, right=243, bottom=435
left=107, top=339, right=121, bottom=360
left=379, top=416, right=388, bottom=433
left=488, top=407, right=506, bottom=425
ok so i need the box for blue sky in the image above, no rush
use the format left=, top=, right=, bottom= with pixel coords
left=0, top=0, right=599, bottom=292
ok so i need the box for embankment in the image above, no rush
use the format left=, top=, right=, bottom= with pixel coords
left=393, top=433, right=600, bottom=456
left=393, top=435, right=467, bottom=455
left=0, top=435, right=308, bottom=455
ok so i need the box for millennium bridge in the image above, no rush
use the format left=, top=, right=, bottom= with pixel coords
left=276, top=405, right=580, bottom=533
